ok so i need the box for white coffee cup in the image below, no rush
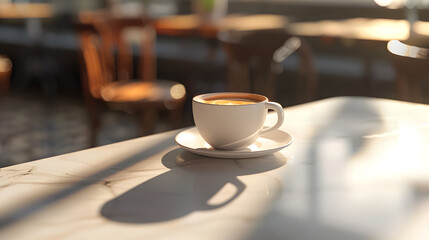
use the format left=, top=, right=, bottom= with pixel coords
left=192, top=92, right=284, bottom=150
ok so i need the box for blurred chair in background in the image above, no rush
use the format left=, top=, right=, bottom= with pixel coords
left=152, top=1, right=229, bottom=96
left=377, top=0, right=429, bottom=102
left=91, top=13, right=156, bottom=82
left=388, top=38, right=429, bottom=103
left=0, top=55, right=12, bottom=98
left=218, top=27, right=317, bottom=102
left=77, top=12, right=186, bottom=146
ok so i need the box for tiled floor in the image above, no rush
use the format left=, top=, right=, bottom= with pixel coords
left=0, top=92, right=175, bottom=168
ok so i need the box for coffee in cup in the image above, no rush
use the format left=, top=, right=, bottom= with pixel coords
left=201, top=97, right=259, bottom=105
left=193, top=92, right=284, bottom=150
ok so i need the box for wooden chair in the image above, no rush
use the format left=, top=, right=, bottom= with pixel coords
left=387, top=39, right=429, bottom=102
left=218, top=28, right=318, bottom=103
left=391, top=54, right=429, bottom=102
left=76, top=14, right=186, bottom=146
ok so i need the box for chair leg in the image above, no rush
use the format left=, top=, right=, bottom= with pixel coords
left=396, top=74, right=410, bottom=101
left=139, top=109, right=158, bottom=136
left=298, top=40, right=318, bottom=103
left=169, top=106, right=184, bottom=130
left=0, top=77, right=9, bottom=98
left=250, top=58, right=275, bottom=99
left=411, top=77, right=423, bottom=103
left=87, top=103, right=101, bottom=148
left=227, top=60, right=250, bottom=92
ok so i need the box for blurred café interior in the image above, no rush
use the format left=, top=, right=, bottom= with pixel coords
left=1, top=0, right=429, bottom=167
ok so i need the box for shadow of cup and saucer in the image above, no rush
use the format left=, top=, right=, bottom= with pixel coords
left=100, top=148, right=288, bottom=224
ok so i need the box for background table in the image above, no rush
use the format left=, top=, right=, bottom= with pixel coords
left=1, top=97, right=429, bottom=239
left=153, top=14, right=288, bottom=39
left=288, top=18, right=411, bottom=41
left=288, top=18, right=429, bottom=98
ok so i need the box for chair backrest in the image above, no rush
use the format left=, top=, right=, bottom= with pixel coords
left=77, top=24, right=111, bottom=99
left=217, top=29, right=291, bottom=98
left=218, top=29, right=291, bottom=62
left=77, top=12, right=157, bottom=99
left=218, top=28, right=318, bottom=102
left=92, top=15, right=156, bottom=82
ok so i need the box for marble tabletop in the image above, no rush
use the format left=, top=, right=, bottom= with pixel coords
left=1, top=96, right=429, bottom=240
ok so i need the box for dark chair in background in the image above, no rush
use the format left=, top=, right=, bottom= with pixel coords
left=218, top=28, right=318, bottom=102
left=77, top=12, right=186, bottom=146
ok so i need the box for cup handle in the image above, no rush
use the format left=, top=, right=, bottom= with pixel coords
left=260, top=101, right=284, bottom=135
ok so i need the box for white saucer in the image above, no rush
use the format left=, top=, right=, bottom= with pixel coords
left=175, top=127, right=293, bottom=159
